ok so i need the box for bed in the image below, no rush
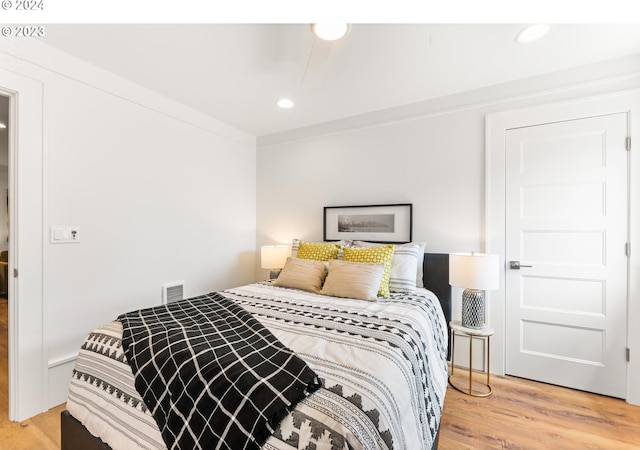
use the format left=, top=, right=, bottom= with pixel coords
left=61, top=249, right=451, bottom=450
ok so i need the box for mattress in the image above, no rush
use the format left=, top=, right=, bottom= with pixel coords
left=66, top=282, right=448, bottom=450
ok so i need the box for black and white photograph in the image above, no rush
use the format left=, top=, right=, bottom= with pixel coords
left=324, top=204, right=412, bottom=243
left=337, top=213, right=395, bottom=233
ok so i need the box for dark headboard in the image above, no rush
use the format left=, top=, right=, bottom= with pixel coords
left=423, top=253, right=451, bottom=360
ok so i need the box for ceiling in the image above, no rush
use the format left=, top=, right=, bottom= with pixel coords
left=38, top=24, right=640, bottom=138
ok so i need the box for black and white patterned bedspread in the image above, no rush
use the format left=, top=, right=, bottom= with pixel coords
left=118, top=293, right=322, bottom=450
left=66, top=283, right=448, bottom=450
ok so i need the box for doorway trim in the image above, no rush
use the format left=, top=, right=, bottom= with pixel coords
left=486, top=88, right=640, bottom=405
left=1, top=67, right=47, bottom=421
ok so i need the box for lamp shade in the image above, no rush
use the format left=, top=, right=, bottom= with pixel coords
left=261, top=245, right=289, bottom=269
left=449, top=253, right=499, bottom=290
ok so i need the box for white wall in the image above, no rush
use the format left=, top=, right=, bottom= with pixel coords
left=0, top=38, right=257, bottom=415
left=256, top=54, right=640, bottom=402
left=258, top=108, right=485, bottom=247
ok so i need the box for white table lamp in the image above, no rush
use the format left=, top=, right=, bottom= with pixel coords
left=261, top=245, right=289, bottom=279
left=449, top=253, right=499, bottom=329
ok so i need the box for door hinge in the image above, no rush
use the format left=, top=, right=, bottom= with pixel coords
left=626, top=242, right=631, bottom=257
left=626, top=136, right=631, bottom=151
left=13, top=268, right=17, bottom=278
left=627, top=348, right=631, bottom=362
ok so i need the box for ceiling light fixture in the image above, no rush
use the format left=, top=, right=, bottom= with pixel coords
left=276, top=98, right=294, bottom=109
left=0, top=123, right=6, bottom=129
left=516, top=24, right=550, bottom=44
left=311, top=23, right=349, bottom=41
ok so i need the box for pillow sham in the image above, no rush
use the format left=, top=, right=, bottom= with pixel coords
left=387, top=243, right=420, bottom=292
left=296, top=241, right=341, bottom=261
left=319, top=259, right=385, bottom=301
left=291, top=238, right=353, bottom=259
left=354, top=240, right=427, bottom=288
left=342, top=245, right=395, bottom=297
left=273, top=257, right=328, bottom=293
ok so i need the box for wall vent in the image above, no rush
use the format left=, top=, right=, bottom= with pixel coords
left=162, top=281, right=184, bottom=305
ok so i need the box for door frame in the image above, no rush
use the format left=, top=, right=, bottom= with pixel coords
left=0, top=68, right=47, bottom=421
left=486, top=88, right=640, bottom=405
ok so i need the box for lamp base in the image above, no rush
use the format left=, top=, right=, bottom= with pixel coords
left=269, top=269, right=282, bottom=280
left=462, top=289, right=485, bottom=329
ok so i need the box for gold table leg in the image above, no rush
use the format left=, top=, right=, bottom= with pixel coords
left=448, top=330, right=493, bottom=397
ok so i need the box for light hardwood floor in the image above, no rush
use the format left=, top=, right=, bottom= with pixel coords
left=1, top=298, right=639, bottom=449
left=0, top=298, right=65, bottom=450
left=439, top=370, right=640, bottom=449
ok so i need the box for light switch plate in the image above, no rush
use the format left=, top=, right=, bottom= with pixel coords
left=50, top=226, right=80, bottom=244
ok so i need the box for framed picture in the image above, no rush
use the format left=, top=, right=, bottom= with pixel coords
left=323, top=203, right=413, bottom=243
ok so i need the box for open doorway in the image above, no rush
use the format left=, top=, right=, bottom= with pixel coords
left=0, top=94, right=9, bottom=419
left=0, top=71, right=46, bottom=422
left=0, top=72, right=46, bottom=421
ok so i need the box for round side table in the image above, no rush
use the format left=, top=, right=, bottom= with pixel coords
left=449, top=320, right=494, bottom=397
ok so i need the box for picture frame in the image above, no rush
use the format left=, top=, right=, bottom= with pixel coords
left=323, top=203, right=413, bottom=243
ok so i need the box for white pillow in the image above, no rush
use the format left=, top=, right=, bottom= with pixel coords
left=353, top=241, right=426, bottom=291
left=388, top=243, right=420, bottom=292
left=319, top=259, right=385, bottom=301
left=273, top=257, right=328, bottom=293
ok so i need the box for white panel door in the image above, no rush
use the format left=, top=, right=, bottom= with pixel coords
left=505, top=113, right=628, bottom=398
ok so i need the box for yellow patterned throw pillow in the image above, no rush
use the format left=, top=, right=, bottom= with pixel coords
left=342, top=245, right=395, bottom=297
left=296, top=241, right=341, bottom=261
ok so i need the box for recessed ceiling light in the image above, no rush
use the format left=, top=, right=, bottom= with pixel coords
left=311, top=23, right=349, bottom=41
left=276, top=98, right=294, bottom=109
left=516, top=24, right=550, bottom=44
